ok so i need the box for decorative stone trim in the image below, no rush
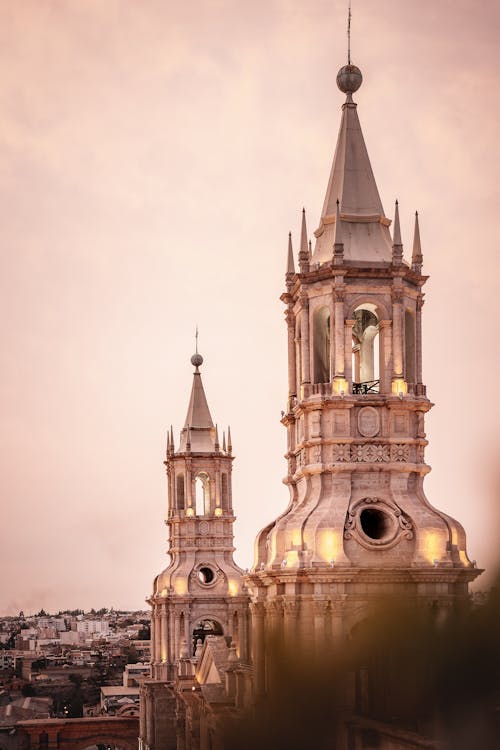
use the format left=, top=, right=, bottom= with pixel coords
left=330, top=443, right=410, bottom=463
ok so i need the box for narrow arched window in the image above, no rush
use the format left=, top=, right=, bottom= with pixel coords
left=352, top=305, right=380, bottom=393
left=195, top=472, right=210, bottom=516
left=313, top=306, right=331, bottom=383
left=176, top=474, right=185, bottom=510
left=404, top=309, right=416, bottom=385
left=221, top=473, right=228, bottom=510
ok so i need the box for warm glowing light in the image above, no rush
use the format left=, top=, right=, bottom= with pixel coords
left=174, top=578, right=187, bottom=595
left=285, top=549, right=299, bottom=567
left=214, top=507, right=223, bottom=517
left=228, top=579, right=239, bottom=596
left=291, top=528, right=302, bottom=547
left=422, top=530, right=443, bottom=564
left=317, top=529, right=341, bottom=563
left=333, top=377, right=348, bottom=396
left=186, top=507, right=194, bottom=517
left=391, top=378, right=408, bottom=396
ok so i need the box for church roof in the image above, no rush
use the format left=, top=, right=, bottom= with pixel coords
left=312, top=82, right=393, bottom=264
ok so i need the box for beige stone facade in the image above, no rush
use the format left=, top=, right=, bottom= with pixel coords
left=139, top=58, right=481, bottom=750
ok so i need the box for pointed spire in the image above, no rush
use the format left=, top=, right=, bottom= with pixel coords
left=222, top=431, right=227, bottom=453
left=308, top=239, right=312, bottom=259
left=312, top=71, right=392, bottom=264
left=300, top=208, right=308, bottom=256
left=299, top=208, right=310, bottom=272
left=166, top=429, right=170, bottom=456
left=412, top=211, right=423, bottom=271
left=227, top=426, right=232, bottom=454
left=215, top=424, right=220, bottom=451
left=392, top=200, right=403, bottom=265
left=333, top=199, right=344, bottom=265
left=170, top=425, right=175, bottom=453
left=286, top=232, right=295, bottom=276
left=393, top=200, right=402, bottom=245
left=186, top=425, right=191, bottom=453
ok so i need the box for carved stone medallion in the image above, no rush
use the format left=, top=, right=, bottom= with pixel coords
left=358, top=406, right=380, bottom=437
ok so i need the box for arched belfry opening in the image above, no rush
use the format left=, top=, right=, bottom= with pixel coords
left=352, top=304, right=380, bottom=393
left=176, top=473, right=185, bottom=511
left=313, top=306, right=331, bottom=383
left=195, top=472, right=211, bottom=516
left=192, top=618, right=223, bottom=654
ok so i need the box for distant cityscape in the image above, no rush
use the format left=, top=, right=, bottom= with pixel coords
left=0, top=609, right=151, bottom=724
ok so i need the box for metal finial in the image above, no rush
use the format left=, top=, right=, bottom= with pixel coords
left=191, top=326, right=203, bottom=369
left=347, top=0, right=352, bottom=65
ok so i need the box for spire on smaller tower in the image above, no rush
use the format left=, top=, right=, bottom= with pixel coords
left=166, top=429, right=170, bottom=456
left=333, top=198, right=344, bottom=265
left=222, top=431, right=227, bottom=453
left=227, top=426, right=232, bottom=454
left=412, top=211, right=423, bottom=272
left=299, top=208, right=310, bottom=273
left=308, top=239, right=312, bottom=259
left=170, top=425, right=175, bottom=453
left=392, top=200, right=403, bottom=265
left=286, top=232, right=295, bottom=277
left=215, top=424, right=220, bottom=452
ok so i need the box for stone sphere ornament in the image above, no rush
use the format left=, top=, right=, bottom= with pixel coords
left=336, top=64, right=363, bottom=94
left=191, top=352, right=203, bottom=368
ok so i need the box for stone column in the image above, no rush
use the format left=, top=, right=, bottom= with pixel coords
left=312, top=600, right=328, bottom=654
left=286, top=308, right=297, bottom=397
left=150, top=608, right=156, bottom=667
left=300, top=297, right=311, bottom=385
left=154, top=611, right=162, bottom=664
left=283, top=598, right=298, bottom=651
left=334, top=289, right=345, bottom=376
left=378, top=319, right=392, bottom=394
left=173, top=611, right=181, bottom=664
left=160, top=606, right=167, bottom=665
left=416, top=295, right=424, bottom=385
left=391, top=288, right=404, bottom=379
left=344, top=319, right=354, bottom=390
left=250, top=602, right=265, bottom=697
left=186, top=458, right=193, bottom=514
left=239, top=606, right=249, bottom=663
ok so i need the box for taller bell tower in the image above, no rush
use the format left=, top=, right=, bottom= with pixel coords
left=247, top=60, right=480, bottom=691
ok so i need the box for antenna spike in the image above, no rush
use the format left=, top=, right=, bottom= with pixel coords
left=347, top=0, right=352, bottom=65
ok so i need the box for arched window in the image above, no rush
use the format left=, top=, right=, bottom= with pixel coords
left=352, top=305, right=380, bottom=392
left=313, top=306, right=331, bottom=383
left=195, top=472, right=210, bottom=516
left=221, top=473, right=228, bottom=510
left=192, top=618, right=223, bottom=655
left=176, top=474, right=185, bottom=510
left=404, top=309, right=416, bottom=385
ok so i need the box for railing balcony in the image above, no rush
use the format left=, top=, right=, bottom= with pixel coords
left=353, top=379, right=380, bottom=394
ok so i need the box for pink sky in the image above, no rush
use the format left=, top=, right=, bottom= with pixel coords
left=1, top=0, right=499, bottom=615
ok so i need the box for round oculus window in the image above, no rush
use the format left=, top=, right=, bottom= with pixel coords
left=359, top=508, right=393, bottom=541
left=197, top=566, right=215, bottom=585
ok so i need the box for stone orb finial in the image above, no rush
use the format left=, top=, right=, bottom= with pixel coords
left=191, top=352, right=203, bottom=368
left=336, top=64, right=363, bottom=94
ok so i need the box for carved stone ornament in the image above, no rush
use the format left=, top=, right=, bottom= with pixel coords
left=330, top=442, right=412, bottom=464
left=357, top=406, right=380, bottom=437
left=344, top=497, right=414, bottom=550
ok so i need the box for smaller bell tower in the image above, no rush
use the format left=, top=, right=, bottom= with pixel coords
left=148, top=349, right=248, bottom=682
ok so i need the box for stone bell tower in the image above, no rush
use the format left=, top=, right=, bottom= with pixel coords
left=148, top=349, right=248, bottom=684
left=246, top=60, right=480, bottom=692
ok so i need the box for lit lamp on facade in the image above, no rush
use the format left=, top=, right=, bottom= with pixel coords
left=333, top=377, right=348, bottom=397
left=391, top=378, right=407, bottom=398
